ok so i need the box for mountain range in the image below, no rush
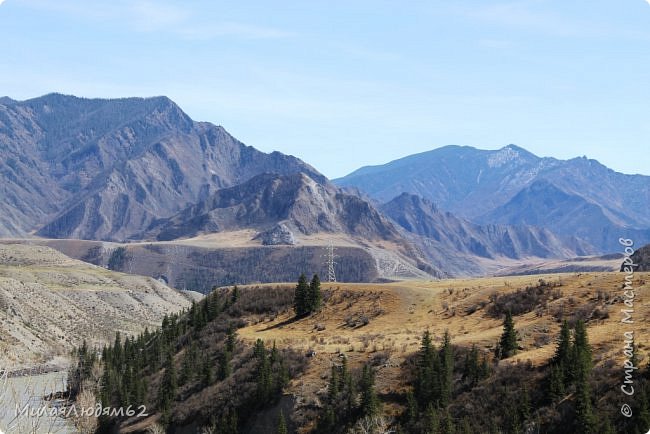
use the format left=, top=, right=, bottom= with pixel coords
left=143, top=172, right=400, bottom=243
left=336, top=144, right=650, bottom=252
left=380, top=192, right=595, bottom=275
left=1, top=93, right=646, bottom=281
left=0, top=93, right=324, bottom=240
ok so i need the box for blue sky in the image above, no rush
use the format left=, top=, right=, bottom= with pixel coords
left=1, top=0, right=649, bottom=178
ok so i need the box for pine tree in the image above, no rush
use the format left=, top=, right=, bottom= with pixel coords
left=255, top=339, right=272, bottom=403
left=573, top=320, right=592, bottom=375
left=113, top=332, right=123, bottom=367
left=440, top=409, right=455, bottom=434
left=328, top=365, right=340, bottom=403
left=440, top=331, right=453, bottom=407
left=574, top=377, right=596, bottom=434
left=425, top=403, right=440, bottom=434
left=308, top=274, right=322, bottom=312
left=498, top=311, right=518, bottom=359
left=220, top=408, right=238, bottom=434
left=159, top=352, right=177, bottom=418
left=416, top=330, right=436, bottom=406
left=293, top=273, right=309, bottom=317
left=360, top=364, right=379, bottom=416
left=345, top=373, right=357, bottom=418
left=572, top=320, right=595, bottom=434
left=405, top=390, right=418, bottom=424
left=553, top=320, right=571, bottom=367
left=226, top=324, right=237, bottom=353
left=550, top=320, right=571, bottom=391
left=548, top=363, right=565, bottom=401
left=179, top=344, right=194, bottom=385
left=599, top=418, right=616, bottom=434
left=277, top=411, right=288, bottom=434
left=218, top=351, right=232, bottom=380
left=201, top=354, right=213, bottom=386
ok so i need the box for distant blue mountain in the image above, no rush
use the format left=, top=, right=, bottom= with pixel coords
left=336, top=145, right=650, bottom=252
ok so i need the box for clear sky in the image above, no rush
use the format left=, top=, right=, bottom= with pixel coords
left=1, top=0, right=649, bottom=178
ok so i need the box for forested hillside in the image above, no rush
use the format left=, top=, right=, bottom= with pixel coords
left=67, top=273, right=650, bottom=433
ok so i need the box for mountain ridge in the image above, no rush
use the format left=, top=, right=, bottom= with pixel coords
left=380, top=192, right=595, bottom=275
left=336, top=145, right=650, bottom=252
left=0, top=93, right=326, bottom=240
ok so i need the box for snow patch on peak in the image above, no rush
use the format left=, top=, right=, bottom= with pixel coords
left=487, top=147, right=522, bottom=168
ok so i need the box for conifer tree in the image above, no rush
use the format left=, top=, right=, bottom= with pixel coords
left=201, top=354, right=213, bottom=386
left=360, top=364, right=379, bottom=416
left=179, top=344, right=194, bottom=385
left=308, top=274, right=322, bottom=312
left=293, top=273, right=309, bottom=317
left=270, top=341, right=279, bottom=365
left=498, top=311, right=518, bottom=359
left=574, top=377, right=596, bottom=434
left=226, top=324, right=237, bottom=353
left=462, top=345, right=480, bottom=386
left=553, top=320, right=571, bottom=367
left=277, top=411, right=288, bottom=434
left=416, top=330, right=435, bottom=405
left=551, top=319, right=572, bottom=391
left=440, top=331, right=453, bottom=407
left=345, top=373, right=357, bottom=418
left=405, top=390, right=418, bottom=424
left=113, top=332, right=123, bottom=367
left=218, top=351, right=232, bottom=380
left=425, top=404, right=440, bottom=434
left=328, top=365, right=340, bottom=403
left=572, top=320, right=595, bottom=434
left=440, top=409, right=455, bottom=434
left=572, top=320, right=592, bottom=379
left=159, top=352, right=177, bottom=419
left=548, top=364, right=565, bottom=401
left=520, top=385, right=531, bottom=422
left=255, top=339, right=272, bottom=403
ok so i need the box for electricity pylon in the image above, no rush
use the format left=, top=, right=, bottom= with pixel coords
left=323, top=241, right=337, bottom=282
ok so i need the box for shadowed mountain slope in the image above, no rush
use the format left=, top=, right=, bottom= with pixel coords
left=0, top=93, right=325, bottom=240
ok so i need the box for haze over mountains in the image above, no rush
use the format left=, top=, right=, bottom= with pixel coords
left=381, top=193, right=595, bottom=275
left=336, top=144, right=650, bottom=253
left=1, top=93, right=646, bottom=281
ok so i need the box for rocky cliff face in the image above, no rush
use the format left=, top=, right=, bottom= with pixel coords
left=144, top=172, right=403, bottom=243
left=254, top=223, right=296, bottom=245
left=0, top=94, right=325, bottom=240
left=623, top=243, right=650, bottom=272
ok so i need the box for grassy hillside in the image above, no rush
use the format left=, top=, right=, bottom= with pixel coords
left=70, top=270, right=650, bottom=433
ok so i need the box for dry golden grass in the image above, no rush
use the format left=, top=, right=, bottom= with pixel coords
left=237, top=272, right=650, bottom=411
